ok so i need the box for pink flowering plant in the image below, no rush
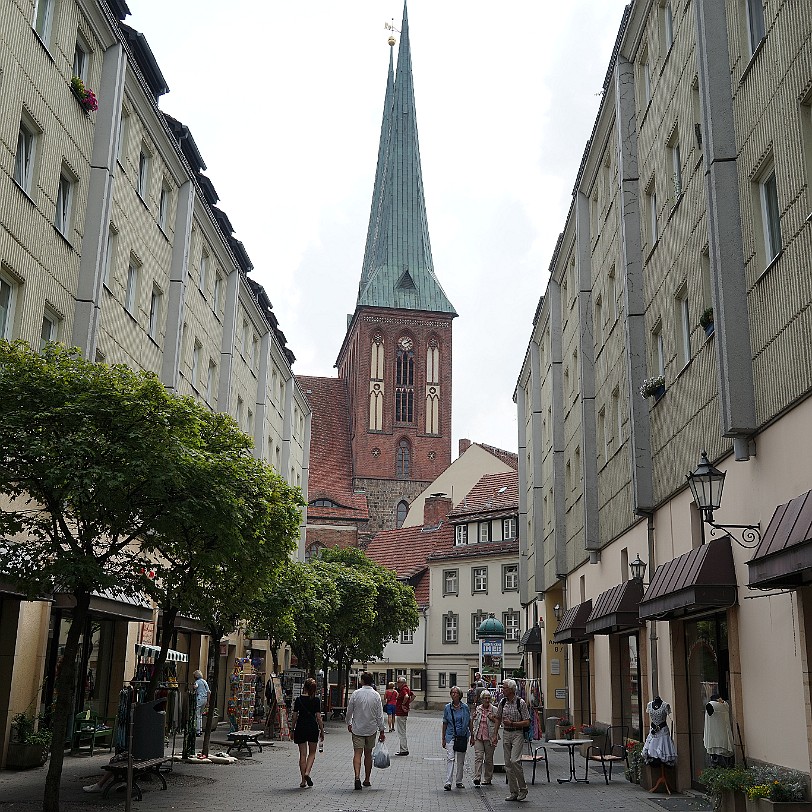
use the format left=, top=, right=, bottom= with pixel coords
left=70, top=76, right=98, bottom=112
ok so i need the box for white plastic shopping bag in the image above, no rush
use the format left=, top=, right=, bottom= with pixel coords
left=372, top=740, right=390, bottom=769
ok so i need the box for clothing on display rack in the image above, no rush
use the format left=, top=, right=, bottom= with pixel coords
left=642, top=696, right=677, bottom=766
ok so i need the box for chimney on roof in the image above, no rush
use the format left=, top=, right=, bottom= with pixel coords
left=459, top=438, right=471, bottom=456
left=423, top=493, right=453, bottom=528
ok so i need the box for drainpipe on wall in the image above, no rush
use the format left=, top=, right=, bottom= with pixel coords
left=646, top=513, right=659, bottom=698
left=422, top=606, right=429, bottom=709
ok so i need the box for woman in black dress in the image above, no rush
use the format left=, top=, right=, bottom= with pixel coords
left=290, top=678, right=324, bottom=787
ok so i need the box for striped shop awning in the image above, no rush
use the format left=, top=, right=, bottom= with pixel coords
left=134, top=643, right=188, bottom=662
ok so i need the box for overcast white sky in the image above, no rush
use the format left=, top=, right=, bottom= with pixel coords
left=128, top=1, right=629, bottom=455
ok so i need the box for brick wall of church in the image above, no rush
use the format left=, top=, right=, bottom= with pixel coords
left=338, top=306, right=454, bottom=488
left=354, top=477, right=430, bottom=540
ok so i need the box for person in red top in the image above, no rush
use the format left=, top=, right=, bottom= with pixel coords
left=384, top=682, right=398, bottom=732
left=394, top=676, right=414, bottom=755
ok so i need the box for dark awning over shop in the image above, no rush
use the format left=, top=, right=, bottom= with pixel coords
left=586, top=578, right=644, bottom=635
left=748, top=490, right=812, bottom=589
left=553, top=600, right=592, bottom=644
left=54, top=590, right=152, bottom=622
left=639, top=536, right=737, bottom=621
left=519, top=624, right=543, bottom=652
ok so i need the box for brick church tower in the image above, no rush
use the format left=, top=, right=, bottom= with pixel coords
left=299, top=2, right=457, bottom=551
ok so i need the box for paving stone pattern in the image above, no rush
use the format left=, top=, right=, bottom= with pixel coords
left=0, top=710, right=709, bottom=812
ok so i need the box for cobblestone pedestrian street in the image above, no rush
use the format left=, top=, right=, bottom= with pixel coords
left=0, top=710, right=711, bottom=812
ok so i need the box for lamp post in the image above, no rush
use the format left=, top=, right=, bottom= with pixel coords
left=629, top=554, right=647, bottom=583
left=629, top=553, right=658, bottom=697
left=686, top=451, right=761, bottom=547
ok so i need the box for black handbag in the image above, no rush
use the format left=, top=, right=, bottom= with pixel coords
left=451, top=706, right=468, bottom=752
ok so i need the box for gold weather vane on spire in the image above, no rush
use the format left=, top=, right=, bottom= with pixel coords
left=384, top=18, right=399, bottom=46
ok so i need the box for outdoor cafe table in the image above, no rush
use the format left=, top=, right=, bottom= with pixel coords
left=548, top=738, right=592, bottom=783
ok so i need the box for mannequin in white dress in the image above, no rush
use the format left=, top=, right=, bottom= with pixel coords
left=704, top=694, right=734, bottom=767
left=642, top=696, right=677, bottom=766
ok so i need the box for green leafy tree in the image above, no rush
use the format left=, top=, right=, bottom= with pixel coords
left=0, top=342, right=216, bottom=812
left=179, top=459, right=303, bottom=756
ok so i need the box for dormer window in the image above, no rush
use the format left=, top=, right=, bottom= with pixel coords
left=455, top=524, right=468, bottom=546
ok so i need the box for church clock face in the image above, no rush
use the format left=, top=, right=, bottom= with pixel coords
left=398, top=336, right=413, bottom=351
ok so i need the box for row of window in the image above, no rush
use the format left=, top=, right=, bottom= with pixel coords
left=442, top=610, right=521, bottom=644
left=442, top=565, right=519, bottom=596
left=454, top=516, right=517, bottom=546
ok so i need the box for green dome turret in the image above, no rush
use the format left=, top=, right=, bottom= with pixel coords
left=478, top=614, right=506, bottom=638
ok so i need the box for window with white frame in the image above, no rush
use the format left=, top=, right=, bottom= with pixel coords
left=54, top=171, right=74, bottom=238
left=33, top=0, right=54, bottom=45
left=400, top=628, right=414, bottom=644
left=40, top=307, right=59, bottom=349
left=137, top=148, right=149, bottom=199
left=206, top=360, right=216, bottom=404
left=103, top=224, right=116, bottom=288
left=125, top=258, right=139, bottom=314
left=598, top=407, right=607, bottom=463
left=503, top=564, right=519, bottom=592
left=410, top=670, right=422, bottom=691
left=612, top=387, right=621, bottom=449
left=647, top=179, right=658, bottom=245
left=148, top=286, right=161, bottom=340
left=759, top=167, right=782, bottom=265
left=662, top=0, right=674, bottom=51
left=158, top=183, right=169, bottom=230
left=503, top=516, right=517, bottom=539
left=192, top=340, right=202, bottom=389
left=438, top=672, right=447, bottom=688
left=675, top=284, right=691, bottom=367
left=116, top=108, right=128, bottom=164
left=73, top=35, right=89, bottom=81
left=472, top=567, right=488, bottom=593
left=455, top=524, right=468, bottom=546
left=746, top=0, right=765, bottom=55
left=478, top=522, right=491, bottom=543
left=653, top=322, right=665, bottom=377
left=443, top=569, right=458, bottom=595
left=670, top=135, right=683, bottom=198
left=14, top=120, right=36, bottom=194
left=641, top=52, right=652, bottom=106
left=199, top=251, right=209, bottom=293
left=213, top=273, right=223, bottom=315
left=471, top=611, right=488, bottom=642
left=503, top=610, right=521, bottom=642
left=443, top=613, right=458, bottom=644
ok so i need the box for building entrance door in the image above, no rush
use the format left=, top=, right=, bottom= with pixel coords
left=685, top=613, right=730, bottom=788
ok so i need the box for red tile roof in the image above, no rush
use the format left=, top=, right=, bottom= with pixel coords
left=449, top=471, right=519, bottom=521
left=297, top=375, right=369, bottom=521
left=474, top=443, right=518, bottom=470
left=365, top=521, right=454, bottom=606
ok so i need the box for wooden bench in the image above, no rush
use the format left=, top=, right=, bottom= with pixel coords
left=101, top=757, right=169, bottom=800
left=226, top=731, right=263, bottom=756
left=73, top=711, right=115, bottom=756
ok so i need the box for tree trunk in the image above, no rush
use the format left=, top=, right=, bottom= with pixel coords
left=269, top=637, right=280, bottom=675
left=146, top=606, right=177, bottom=701
left=200, top=628, right=222, bottom=758
left=43, top=591, right=90, bottom=812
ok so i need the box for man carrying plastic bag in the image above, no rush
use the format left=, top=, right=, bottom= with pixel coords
left=373, top=740, right=390, bottom=769
left=346, top=671, right=386, bottom=790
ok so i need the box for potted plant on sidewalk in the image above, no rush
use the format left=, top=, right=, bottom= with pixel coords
left=745, top=763, right=810, bottom=812
left=7, top=712, right=52, bottom=769
left=700, top=765, right=753, bottom=812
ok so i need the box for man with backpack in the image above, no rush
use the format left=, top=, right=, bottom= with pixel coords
left=394, top=676, right=414, bottom=755
left=495, top=678, right=530, bottom=802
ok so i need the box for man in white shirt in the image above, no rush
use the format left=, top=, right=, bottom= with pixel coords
left=346, top=671, right=386, bottom=790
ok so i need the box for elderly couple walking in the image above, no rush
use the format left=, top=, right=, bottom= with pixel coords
left=442, top=678, right=530, bottom=802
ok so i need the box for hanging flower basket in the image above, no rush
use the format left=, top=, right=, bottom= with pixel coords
left=70, top=76, right=98, bottom=113
left=640, top=375, right=666, bottom=401
left=700, top=307, right=715, bottom=336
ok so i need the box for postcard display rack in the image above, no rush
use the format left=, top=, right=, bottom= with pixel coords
left=229, top=659, right=258, bottom=732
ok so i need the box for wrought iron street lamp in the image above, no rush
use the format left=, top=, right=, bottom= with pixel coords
left=686, top=450, right=761, bottom=547
left=629, top=554, right=647, bottom=583
left=553, top=603, right=562, bottom=621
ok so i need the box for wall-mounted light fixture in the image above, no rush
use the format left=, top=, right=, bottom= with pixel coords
left=553, top=603, right=563, bottom=621
left=629, top=554, right=647, bottom=583
left=686, top=450, right=761, bottom=547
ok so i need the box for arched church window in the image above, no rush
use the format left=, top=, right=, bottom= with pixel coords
left=369, top=332, right=385, bottom=431
left=395, top=336, right=414, bottom=423
left=396, top=500, right=409, bottom=528
left=396, top=439, right=411, bottom=479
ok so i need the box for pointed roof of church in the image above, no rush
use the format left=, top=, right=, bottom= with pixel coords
left=357, top=2, right=456, bottom=316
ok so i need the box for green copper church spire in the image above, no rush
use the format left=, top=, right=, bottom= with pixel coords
left=357, top=1, right=456, bottom=316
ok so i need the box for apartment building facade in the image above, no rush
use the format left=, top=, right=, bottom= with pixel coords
left=0, top=0, right=310, bottom=764
left=516, top=0, right=812, bottom=791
